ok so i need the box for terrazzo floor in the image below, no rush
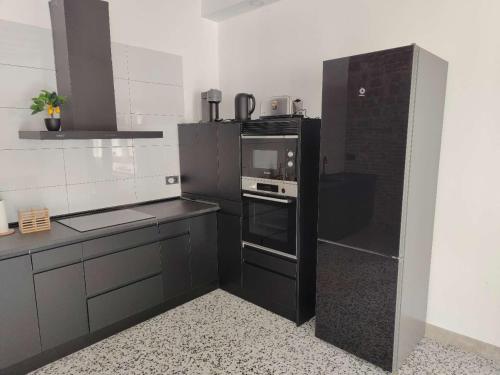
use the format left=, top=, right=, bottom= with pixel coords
left=31, top=289, right=500, bottom=375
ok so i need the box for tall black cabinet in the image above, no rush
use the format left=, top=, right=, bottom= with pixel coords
left=316, top=45, right=448, bottom=371
left=178, top=122, right=243, bottom=295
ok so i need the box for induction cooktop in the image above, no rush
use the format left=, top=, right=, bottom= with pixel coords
left=57, top=209, right=155, bottom=232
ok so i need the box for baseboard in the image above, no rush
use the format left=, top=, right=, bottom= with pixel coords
left=425, top=323, right=500, bottom=364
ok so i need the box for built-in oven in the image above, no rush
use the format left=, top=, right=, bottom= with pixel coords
left=241, top=135, right=298, bottom=181
left=242, top=185, right=297, bottom=259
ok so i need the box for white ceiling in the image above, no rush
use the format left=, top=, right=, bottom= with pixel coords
left=202, top=0, right=281, bottom=22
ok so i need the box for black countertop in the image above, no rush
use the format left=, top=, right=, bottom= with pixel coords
left=0, top=198, right=219, bottom=261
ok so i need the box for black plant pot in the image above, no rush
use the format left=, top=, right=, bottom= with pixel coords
left=44, top=118, right=61, bottom=131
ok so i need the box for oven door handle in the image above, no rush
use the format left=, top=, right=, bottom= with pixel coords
left=243, top=193, right=293, bottom=204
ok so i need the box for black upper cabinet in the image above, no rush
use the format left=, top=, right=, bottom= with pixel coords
left=0, top=256, right=41, bottom=368
left=217, top=123, right=242, bottom=201
left=179, top=122, right=241, bottom=205
left=190, top=213, right=219, bottom=287
left=34, top=263, right=89, bottom=350
left=179, top=123, right=218, bottom=198
left=196, top=125, right=219, bottom=197
left=319, top=46, right=414, bottom=257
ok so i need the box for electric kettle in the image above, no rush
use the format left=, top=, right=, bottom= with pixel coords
left=234, top=93, right=256, bottom=121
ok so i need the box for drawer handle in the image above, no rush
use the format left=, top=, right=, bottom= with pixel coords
left=242, top=241, right=297, bottom=260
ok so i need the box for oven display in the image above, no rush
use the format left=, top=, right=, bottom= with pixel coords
left=256, top=183, right=279, bottom=193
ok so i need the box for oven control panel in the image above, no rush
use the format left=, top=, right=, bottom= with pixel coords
left=241, top=176, right=297, bottom=198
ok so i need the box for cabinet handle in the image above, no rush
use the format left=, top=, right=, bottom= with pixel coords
left=243, top=193, right=292, bottom=204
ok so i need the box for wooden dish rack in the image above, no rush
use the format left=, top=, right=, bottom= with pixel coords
left=18, top=208, right=51, bottom=234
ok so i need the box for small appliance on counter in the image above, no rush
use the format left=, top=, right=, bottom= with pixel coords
left=0, top=200, right=14, bottom=236
left=234, top=93, right=256, bottom=121
left=260, top=96, right=305, bottom=118
left=201, top=89, right=222, bottom=122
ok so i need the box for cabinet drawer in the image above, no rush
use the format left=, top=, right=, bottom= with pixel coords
left=88, top=275, right=163, bottom=332
left=243, top=263, right=296, bottom=321
left=82, top=225, right=158, bottom=259
left=32, top=243, right=83, bottom=272
left=84, top=242, right=161, bottom=297
left=158, top=219, right=189, bottom=239
left=242, top=244, right=296, bottom=278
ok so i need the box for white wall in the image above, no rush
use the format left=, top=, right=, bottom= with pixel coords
left=218, top=0, right=500, bottom=347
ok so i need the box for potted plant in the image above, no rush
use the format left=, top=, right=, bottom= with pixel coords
left=30, top=90, right=66, bottom=131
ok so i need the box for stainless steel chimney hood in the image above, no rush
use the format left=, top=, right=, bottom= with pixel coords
left=19, top=0, right=163, bottom=140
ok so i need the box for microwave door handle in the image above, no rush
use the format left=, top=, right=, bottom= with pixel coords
left=243, top=193, right=293, bottom=204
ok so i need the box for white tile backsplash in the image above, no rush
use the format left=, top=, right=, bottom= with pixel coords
left=131, top=114, right=181, bottom=146
left=129, top=81, right=184, bottom=116
left=64, top=147, right=135, bottom=184
left=134, top=176, right=181, bottom=202
left=134, top=145, right=179, bottom=178
left=0, top=20, right=55, bottom=70
left=0, top=20, right=183, bottom=222
left=0, top=108, right=62, bottom=150
left=0, top=149, right=66, bottom=191
left=110, top=42, right=128, bottom=80
left=114, top=78, right=131, bottom=114
left=0, top=64, right=56, bottom=108
left=67, top=179, right=137, bottom=213
left=127, top=45, right=183, bottom=86
left=0, top=186, right=68, bottom=223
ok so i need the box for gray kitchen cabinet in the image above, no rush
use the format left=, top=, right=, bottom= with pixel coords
left=88, top=275, right=164, bottom=332
left=0, top=256, right=41, bottom=369
left=34, top=263, right=89, bottom=350
left=31, top=243, right=83, bottom=272
left=160, top=234, right=191, bottom=299
left=82, top=225, right=158, bottom=259
left=84, top=242, right=162, bottom=297
left=190, top=213, right=218, bottom=287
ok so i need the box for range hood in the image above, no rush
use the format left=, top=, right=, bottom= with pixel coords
left=19, top=0, right=162, bottom=140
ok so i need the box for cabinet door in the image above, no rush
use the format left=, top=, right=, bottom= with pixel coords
left=179, top=124, right=218, bottom=197
left=34, top=263, right=89, bottom=350
left=161, top=234, right=191, bottom=300
left=196, top=125, right=218, bottom=197
left=217, top=213, right=242, bottom=293
left=190, top=214, right=218, bottom=287
left=217, top=123, right=241, bottom=201
left=0, top=256, right=41, bottom=369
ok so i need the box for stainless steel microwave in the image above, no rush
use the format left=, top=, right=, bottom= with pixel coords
left=241, top=135, right=298, bottom=182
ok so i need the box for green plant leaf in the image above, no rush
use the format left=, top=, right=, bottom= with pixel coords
left=30, top=89, right=66, bottom=115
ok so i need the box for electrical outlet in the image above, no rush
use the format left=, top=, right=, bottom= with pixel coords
left=165, top=176, right=179, bottom=185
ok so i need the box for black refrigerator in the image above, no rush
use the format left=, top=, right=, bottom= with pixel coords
left=316, top=45, right=448, bottom=371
